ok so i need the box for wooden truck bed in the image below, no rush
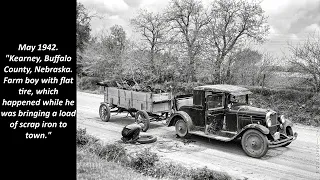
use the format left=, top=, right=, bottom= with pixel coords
left=104, top=87, right=172, bottom=113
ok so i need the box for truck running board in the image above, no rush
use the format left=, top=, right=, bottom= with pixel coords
left=189, top=131, right=233, bottom=142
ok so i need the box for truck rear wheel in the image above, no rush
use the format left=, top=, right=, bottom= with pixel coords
left=241, top=129, right=268, bottom=158
left=135, top=110, right=150, bottom=132
left=175, top=119, right=190, bottom=138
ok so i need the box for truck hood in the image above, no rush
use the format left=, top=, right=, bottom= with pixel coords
left=231, top=105, right=274, bottom=115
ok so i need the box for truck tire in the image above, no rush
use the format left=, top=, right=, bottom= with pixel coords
left=281, top=126, right=293, bottom=147
left=241, top=129, right=268, bottom=158
left=175, top=119, right=190, bottom=138
left=137, top=134, right=157, bottom=144
left=99, top=104, right=110, bottom=122
left=135, top=110, right=150, bottom=132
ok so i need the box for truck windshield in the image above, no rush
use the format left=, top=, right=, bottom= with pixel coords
left=230, top=95, right=247, bottom=105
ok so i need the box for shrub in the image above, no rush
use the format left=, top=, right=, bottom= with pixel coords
left=191, top=167, right=232, bottom=180
left=76, top=128, right=99, bottom=147
left=129, top=148, right=231, bottom=180
left=313, top=115, right=320, bottom=126
left=247, top=86, right=314, bottom=103
left=103, top=144, right=127, bottom=162
left=77, top=130, right=233, bottom=180
left=248, top=88, right=320, bottom=126
left=311, top=93, right=320, bottom=105
left=130, top=148, right=159, bottom=172
left=78, top=76, right=102, bottom=90
left=151, top=162, right=196, bottom=179
left=86, top=142, right=128, bottom=164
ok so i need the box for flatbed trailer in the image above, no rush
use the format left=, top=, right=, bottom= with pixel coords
left=97, top=83, right=173, bottom=132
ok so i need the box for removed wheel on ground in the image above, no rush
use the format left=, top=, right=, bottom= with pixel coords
left=135, top=110, right=150, bottom=132
left=137, top=134, right=157, bottom=144
left=99, top=103, right=110, bottom=122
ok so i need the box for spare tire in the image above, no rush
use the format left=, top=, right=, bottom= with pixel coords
left=137, top=134, right=157, bottom=144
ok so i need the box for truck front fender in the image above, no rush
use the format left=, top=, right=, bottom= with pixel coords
left=283, top=118, right=293, bottom=128
left=100, top=102, right=108, bottom=106
left=279, top=118, right=294, bottom=134
left=237, top=124, right=270, bottom=138
left=167, top=111, right=194, bottom=131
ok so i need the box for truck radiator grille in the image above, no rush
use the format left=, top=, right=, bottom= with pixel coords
left=269, top=112, right=278, bottom=125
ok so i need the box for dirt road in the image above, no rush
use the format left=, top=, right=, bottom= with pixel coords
left=77, top=91, right=320, bottom=180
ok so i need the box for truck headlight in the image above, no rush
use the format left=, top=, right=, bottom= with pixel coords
left=266, top=112, right=272, bottom=127
left=266, top=118, right=272, bottom=127
left=280, top=115, right=286, bottom=124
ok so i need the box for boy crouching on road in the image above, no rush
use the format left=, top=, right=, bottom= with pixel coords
left=121, top=122, right=144, bottom=144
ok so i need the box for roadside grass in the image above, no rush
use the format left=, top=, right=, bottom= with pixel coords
left=77, top=149, right=155, bottom=180
left=77, top=128, right=233, bottom=180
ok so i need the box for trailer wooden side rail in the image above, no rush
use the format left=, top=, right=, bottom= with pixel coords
left=98, top=84, right=173, bottom=132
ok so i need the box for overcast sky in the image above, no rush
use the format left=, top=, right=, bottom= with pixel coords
left=79, top=0, right=320, bottom=62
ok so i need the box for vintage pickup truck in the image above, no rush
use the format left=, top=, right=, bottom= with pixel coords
left=167, top=84, right=298, bottom=158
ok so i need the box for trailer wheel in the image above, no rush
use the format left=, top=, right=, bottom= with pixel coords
left=137, top=134, right=157, bottom=144
left=135, top=110, right=150, bottom=132
left=99, top=104, right=110, bottom=122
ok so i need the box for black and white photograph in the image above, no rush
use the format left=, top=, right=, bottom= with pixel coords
left=76, top=0, right=319, bottom=179
left=3, top=0, right=319, bottom=180
left=76, top=0, right=320, bottom=180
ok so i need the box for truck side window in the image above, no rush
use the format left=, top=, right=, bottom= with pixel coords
left=207, top=94, right=223, bottom=109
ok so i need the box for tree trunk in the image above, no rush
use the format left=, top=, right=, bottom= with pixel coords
left=226, top=58, right=233, bottom=84
left=150, top=48, right=155, bottom=73
left=188, top=50, right=196, bottom=82
left=262, top=74, right=266, bottom=88
left=214, top=56, right=224, bottom=84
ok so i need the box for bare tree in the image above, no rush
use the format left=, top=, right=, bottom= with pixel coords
left=289, top=32, right=320, bottom=92
left=205, top=0, right=269, bottom=83
left=77, top=2, right=92, bottom=52
left=229, top=48, right=262, bottom=85
left=165, top=0, right=210, bottom=82
left=106, top=25, right=126, bottom=54
left=78, top=25, right=128, bottom=79
left=255, top=53, right=275, bottom=87
left=227, top=48, right=275, bottom=87
left=131, top=9, right=168, bottom=73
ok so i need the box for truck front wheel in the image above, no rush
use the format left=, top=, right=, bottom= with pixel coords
left=241, top=129, right=268, bottom=158
left=281, top=126, right=293, bottom=147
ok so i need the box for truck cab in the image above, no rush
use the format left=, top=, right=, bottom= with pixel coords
left=168, top=84, right=298, bottom=158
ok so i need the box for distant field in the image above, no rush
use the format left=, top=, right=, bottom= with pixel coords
left=266, top=71, right=312, bottom=89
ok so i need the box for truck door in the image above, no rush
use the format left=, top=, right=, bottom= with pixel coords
left=205, top=93, right=225, bottom=134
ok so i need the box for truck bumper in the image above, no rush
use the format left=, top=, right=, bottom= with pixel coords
left=268, top=132, right=298, bottom=148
